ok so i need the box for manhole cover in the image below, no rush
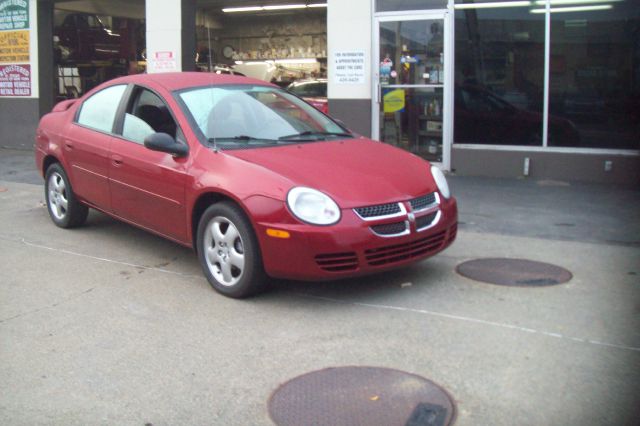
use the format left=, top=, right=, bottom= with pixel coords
left=456, top=258, right=572, bottom=286
left=268, top=366, right=456, bottom=426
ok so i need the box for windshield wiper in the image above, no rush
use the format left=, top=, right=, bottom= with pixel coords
left=278, top=131, right=353, bottom=141
left=219, top=135, right=263, bottom=141
left=208, top=135, right=280, bottom=144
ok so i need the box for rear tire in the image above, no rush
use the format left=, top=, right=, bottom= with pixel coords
left=44, top=163, right=88, bottom=228
left=196, top=202, right=267, bottom=298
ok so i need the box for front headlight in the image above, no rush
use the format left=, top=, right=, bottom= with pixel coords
left=287, top=187, right=341, bottom=225
left=431, top=166, right=451, bottom=199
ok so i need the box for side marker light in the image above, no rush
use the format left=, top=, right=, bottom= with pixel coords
left=266, top=228, right=290, bottom=239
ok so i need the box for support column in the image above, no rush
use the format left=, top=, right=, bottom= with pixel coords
left=37, top=0, right=54, bottom=116
left=327, top=0, right=372, bottom=137
left=146, top=0, right=196, bottom=73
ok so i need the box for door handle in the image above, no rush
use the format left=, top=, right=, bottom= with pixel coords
left=111, top=155, right=123, bottom=166
left=64, top=140, right=73, bottom=150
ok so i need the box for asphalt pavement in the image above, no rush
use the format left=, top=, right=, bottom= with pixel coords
left=1, top=148, right=639, bottom=425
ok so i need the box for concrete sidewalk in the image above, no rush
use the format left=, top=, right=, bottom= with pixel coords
left=1, top=148, right=639, bottom=425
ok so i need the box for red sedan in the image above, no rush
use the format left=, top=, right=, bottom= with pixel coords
left=35, top=73, right=457, bottom=298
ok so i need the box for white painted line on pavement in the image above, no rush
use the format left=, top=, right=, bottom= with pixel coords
left=12, top=236, right=201, bottom=279
left=6, top=235, right=639, bottom=353
left=297, top=294, right=640, bottom=353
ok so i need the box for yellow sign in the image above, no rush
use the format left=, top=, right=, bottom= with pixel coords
left=383, top=89, right=405, bottom=113
left=0, top=30, right=29, bottom=63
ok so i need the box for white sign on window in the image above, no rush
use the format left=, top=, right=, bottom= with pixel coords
left=149, top=51, right=177, bottom=73
left=332, top=50, right=366, bottom=85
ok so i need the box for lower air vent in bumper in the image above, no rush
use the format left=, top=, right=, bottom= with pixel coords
left=315, top=252, right=359, bottom=272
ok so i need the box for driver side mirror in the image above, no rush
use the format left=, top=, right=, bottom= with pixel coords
left=144, top=132, right=189, bottom=157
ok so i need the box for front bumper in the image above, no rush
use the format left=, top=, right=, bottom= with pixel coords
left=247, top=193, right=458, bottom=281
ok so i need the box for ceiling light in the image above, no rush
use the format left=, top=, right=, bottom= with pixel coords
left=535, top=0, right=621, bottom=4
left=530, top=4, right=613, bottom=12
left=222, top=6, right=263, bottom=12
left=263, top=4, right=307, bottom=10
left=223, top=3, right=327, bottom=13
left=454, top=1, right=531, bottom=9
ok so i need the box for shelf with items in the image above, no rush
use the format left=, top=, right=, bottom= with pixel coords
left=415, top=95, right=443, bottom=163
left=418, top=115, right=443, bottom=136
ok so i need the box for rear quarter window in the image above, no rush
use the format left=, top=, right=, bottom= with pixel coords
left=76, top=84, right=126, bottom=133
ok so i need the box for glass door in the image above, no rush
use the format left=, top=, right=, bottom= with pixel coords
left=373, top=13, right=451, bottom=167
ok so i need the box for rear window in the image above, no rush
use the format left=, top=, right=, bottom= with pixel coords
left=289, top=82, right=327, bottom=98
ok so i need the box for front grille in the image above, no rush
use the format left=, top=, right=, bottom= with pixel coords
left=415, top=212, right=438, bottom=230
left=315, top=252, right=359, bottom=272
left=364, top=231, right=447, bottom=266
left=370, top=221, right=407, bottom=236
left=410, top=192, right=437, bottom=211
left=354, top=202, right=401, bottom=219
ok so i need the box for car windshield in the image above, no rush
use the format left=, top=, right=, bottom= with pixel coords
left=177, top=84, right=350, bottom=149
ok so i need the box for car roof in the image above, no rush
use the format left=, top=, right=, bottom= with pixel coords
left=108, top=72, right=275, bottom=92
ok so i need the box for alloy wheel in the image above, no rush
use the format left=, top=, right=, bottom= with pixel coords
left=203, top=216, right=246, bottom=287
left=48, top=171, right=68, bottom=220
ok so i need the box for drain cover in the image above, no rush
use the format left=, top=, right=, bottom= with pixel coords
left=268, top=366, right=456, bottom=426
left=456, top=258, right=572, bottom=286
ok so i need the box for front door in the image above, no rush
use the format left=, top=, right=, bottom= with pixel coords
left=109, top=86, right=189, bottom=243
left=373, top=12, right=452, bottom=169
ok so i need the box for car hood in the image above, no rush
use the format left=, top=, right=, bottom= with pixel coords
left=226, top=138, right=436, bottom=208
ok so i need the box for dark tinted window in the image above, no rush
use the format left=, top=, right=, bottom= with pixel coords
left=548, top=2, right=639, bottom=149
left=454, top=3, right=545, bottom=145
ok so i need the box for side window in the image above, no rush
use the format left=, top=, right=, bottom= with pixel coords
left=76, top=84, right=126, bottom=133
left=122, top=88, right=178, bottom=144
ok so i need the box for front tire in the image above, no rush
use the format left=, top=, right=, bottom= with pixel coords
left=196, top=202, right=267, bottom=298
left=45, top=163, right=88, bottom=228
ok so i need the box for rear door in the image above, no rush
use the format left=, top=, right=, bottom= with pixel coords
left=109, top=85, right=189, bottom=243
left=65, top=83, right=127, bottom=209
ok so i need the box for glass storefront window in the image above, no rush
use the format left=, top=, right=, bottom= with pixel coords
left=377, top=17, right=446, bottom=163
left=454, top=1, right=546, bottom=145
left=549, top=2, right=640, bottom=149
left=379, top=20, right=444, bottom=86
left=381, top=87, right=445, bottom=162
left=376, top=0, right=447, bottom=12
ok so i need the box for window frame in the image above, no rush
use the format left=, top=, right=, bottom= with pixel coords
left=112, top=84, right=186, bottom=146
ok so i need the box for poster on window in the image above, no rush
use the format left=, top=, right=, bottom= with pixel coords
left=0, top=0, right=29, bottom=31
left=0, top=64, right=31, bottom=96
left=0, top=29, right=29, bottom=62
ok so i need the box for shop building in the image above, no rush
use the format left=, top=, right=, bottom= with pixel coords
left=1, top=0, right=638, bottom=184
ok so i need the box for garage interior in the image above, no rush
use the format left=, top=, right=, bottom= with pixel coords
left=51, top=0, right=327, bottom=101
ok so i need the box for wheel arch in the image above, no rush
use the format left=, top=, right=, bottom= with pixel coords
left=190, top=191, right=254, bottom=253
left=42, top=154, right=61, bottom=176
